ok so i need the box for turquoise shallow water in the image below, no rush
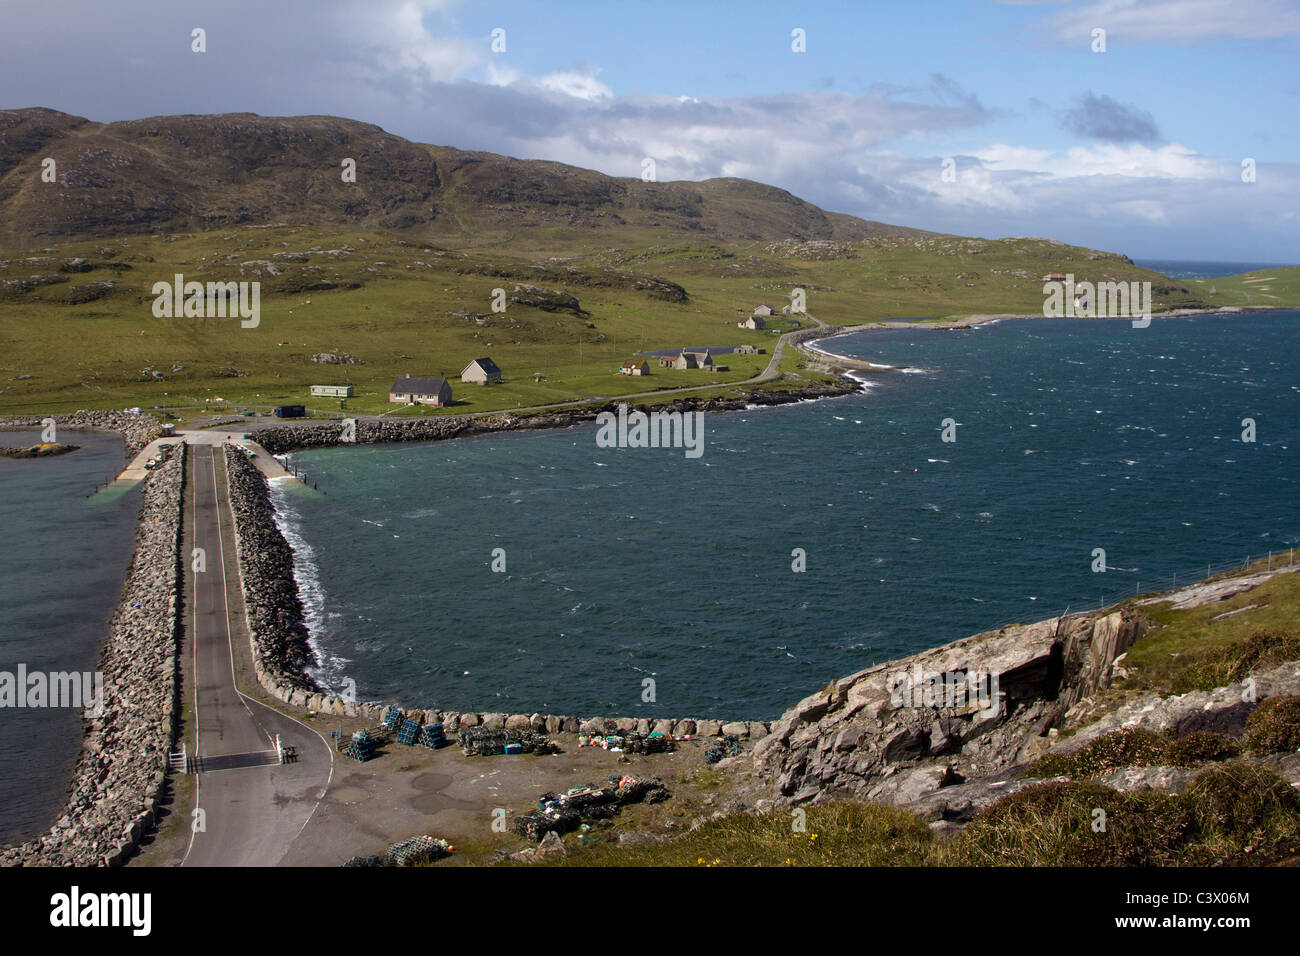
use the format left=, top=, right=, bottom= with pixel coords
left=276, top=313, right=1300, bottom=721
left=0, top=431, right=140, bottom=844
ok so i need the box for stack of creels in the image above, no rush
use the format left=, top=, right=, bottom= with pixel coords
left=613, top=775, right=671, bottom=805
left=420, top=722, right=447, bottom=749
left=396, top=718, right=421, bottom=745
left=704, top=735, right=744, bottom=765
left=344, top=730, right=376, bottom=762
left=513, top=806, right=583, bottom=842
left=382, top=707, right=403, bottom=731
left=458, top=726, right=552, bottom=756
left=620, top=732, right=676, bottom=755
left=384, top=835, right=453, bottom=866
left=341, top=855, right=384, bottom=867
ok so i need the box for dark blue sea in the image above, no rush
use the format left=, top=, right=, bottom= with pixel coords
left=269, top=313, right=1299, bottom=722
left=0, top=431, right=141, bottom=845
left=1137, top=259, right=1296, bottom=279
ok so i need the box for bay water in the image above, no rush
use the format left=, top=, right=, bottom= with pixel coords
left=275, top=312, right=1299, bottom=722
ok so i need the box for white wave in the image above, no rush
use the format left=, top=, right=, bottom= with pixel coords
left=268, top=483, right=352, bottom=692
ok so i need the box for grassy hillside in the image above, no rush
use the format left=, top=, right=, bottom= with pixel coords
left=2, top=225, right=1296, bottom=418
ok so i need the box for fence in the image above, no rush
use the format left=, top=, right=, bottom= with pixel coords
left=983, top=547, right=1300, bottom=633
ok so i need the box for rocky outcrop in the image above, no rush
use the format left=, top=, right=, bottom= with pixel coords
left=0, top=442, right=79, bottom=458
left=252, top=383, right=856, bottom=455
left=0, top=410, right=161, bottom=457
left=751, top=610, right=1147, bottom=804
left=0, top=444, right=185, bottom=866
left=509, top=283, right=583, bottom=313
left=223, top=447, right=320, bottom=695
left=1059, top=660, right=1300, bottom=748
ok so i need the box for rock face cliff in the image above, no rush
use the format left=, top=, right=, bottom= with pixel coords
left=752, top=610, right=1146, bottom=805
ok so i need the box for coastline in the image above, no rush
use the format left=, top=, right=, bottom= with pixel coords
left=6, top=304, right=1297, bottom=864
left=251, top=380, right=860, bottom=455
left=0, top=442, right=184, bottom=866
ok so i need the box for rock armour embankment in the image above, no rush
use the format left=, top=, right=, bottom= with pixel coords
left=0, top=443, right=184, bottom=866
left=252, top=383, right=855, bottom=454
left=0, top=409, right=161, bottom=457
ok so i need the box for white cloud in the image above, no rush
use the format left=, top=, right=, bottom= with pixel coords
left=537, top=68, right=613, bottom=102
left=329, top=0, right=481, bottom=84
left=1041, top=0, right=1300, bottom=44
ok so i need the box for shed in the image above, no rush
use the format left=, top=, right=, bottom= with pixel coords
left=461, top=357, right=502, bottom=384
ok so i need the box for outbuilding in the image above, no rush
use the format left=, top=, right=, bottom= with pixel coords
left=461, top=357, right=502, bottom=384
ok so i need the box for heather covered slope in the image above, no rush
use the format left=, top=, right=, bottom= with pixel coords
left=0, top=108, right=933, bottom=249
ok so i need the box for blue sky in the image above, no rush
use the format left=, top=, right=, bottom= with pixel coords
left=2, top=0, right=1298, bottom=260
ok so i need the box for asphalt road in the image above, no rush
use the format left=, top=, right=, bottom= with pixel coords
left=178, top=443, right=333, bottom=866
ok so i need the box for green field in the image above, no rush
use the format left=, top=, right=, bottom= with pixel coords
left=3, top=225, right=1297, bottom=418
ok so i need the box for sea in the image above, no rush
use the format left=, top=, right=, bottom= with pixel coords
left=0, top=431, right=141, bottom=845
left=270, top=310, right=1300, bottom=723
left=1135, top=259, right=1296, bottom=279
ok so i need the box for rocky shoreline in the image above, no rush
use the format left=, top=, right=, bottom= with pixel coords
left=753, top=610, right=1146, bottom=805
left=0, top=443, right=185, bottom=866
left=223, top=446, right=774, bottom=740
left=749, top=568, right=1300, bottom=824
left=0, top=409, right=162, bottom=458
left=252, top=382, right=857, bottom=455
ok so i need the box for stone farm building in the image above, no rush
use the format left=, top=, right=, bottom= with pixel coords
left=620, top=359, right=650, bottom=376
left=739, top=316, right=766, bottom=330
left=753, top=304, right=775, bottom=316
left=461, top=357, right=502, bottom=384
left=661, top=348, right=716, bottom=370
left=735, top=343, right=765, bottom=355
left=389, top=375, right=452, bottom=406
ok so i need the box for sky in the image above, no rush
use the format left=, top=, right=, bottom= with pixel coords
left=1, top=0, right=1298, bottom=261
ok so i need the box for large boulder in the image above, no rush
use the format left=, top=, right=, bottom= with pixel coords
left=752, top=611, right=1146, bottom=803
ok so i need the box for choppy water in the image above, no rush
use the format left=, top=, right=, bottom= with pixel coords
left=275, top=312, right=1299, bottom=721
left=0, top=431, right=141, bottom=845
left=1135, top=258, right=1296, bottom=279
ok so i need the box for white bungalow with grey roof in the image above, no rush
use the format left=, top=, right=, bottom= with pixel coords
left=461, top=357, right=502, bottom=384
left=389, top=375, right=452, bottom=406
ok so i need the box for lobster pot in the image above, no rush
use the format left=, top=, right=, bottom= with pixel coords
left=397, top=718, right=421, bottom=745
left=384, top=835, right=452, bottom=866
left=382, top=707, right=403, bottom=731
left=345, top=730, right=376, bottom=762
left=705, top=735, right=743, bottom=764
left=420, top=722, right=447, bottom=749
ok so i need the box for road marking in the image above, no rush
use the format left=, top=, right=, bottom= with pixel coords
left=181, top=448, right=201, bottom=866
